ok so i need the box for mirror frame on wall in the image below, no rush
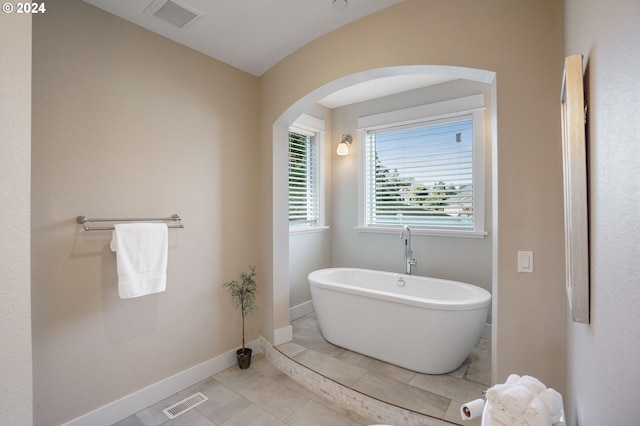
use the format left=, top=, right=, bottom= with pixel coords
left=560, top=53, right=590, bottom=324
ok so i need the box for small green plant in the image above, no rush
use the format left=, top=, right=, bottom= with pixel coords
left=222, top=265, right=258, bottom=354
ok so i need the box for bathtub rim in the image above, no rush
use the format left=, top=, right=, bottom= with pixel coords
left=308, top=267, right=491, bottom=311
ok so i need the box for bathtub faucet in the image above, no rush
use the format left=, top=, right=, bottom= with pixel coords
left=400, top=225, right=417, bottom=274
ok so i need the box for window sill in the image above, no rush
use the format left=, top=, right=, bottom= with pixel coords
left=354, top=226, right=487, bottom=239
left=289, top=226, right=330, bottom=235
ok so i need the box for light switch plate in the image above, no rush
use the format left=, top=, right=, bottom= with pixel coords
left=518, top=251, right=533, bottom=273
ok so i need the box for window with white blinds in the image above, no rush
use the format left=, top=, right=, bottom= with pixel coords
left=288, top=130, right=319, bottom=226
left=360, top=95, right=485, bottom=234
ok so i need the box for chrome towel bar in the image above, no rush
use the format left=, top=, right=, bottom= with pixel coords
left=76, top=214, right=184, bottom=231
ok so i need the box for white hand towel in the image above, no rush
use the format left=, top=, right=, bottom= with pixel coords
left=110, top=223, right=168, bottom=299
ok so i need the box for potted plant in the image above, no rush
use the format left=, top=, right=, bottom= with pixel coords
left=222, top=265, right=258, bottom=369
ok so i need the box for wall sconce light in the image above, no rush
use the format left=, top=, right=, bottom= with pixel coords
left=337, top=134, right=352, bottom=156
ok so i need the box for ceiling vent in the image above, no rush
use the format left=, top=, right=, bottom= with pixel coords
left=145, top=0, right=203, bottom=29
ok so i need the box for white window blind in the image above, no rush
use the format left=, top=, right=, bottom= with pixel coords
left=288, top=130, right=319, bottom=226
left=365, top=114, right=475, bottom=230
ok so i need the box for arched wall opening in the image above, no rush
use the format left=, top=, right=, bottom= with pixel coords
left=269, top=65, right=498, bottom=381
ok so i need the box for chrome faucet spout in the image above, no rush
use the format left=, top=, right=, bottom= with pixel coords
left=400, top=225, right=417, bottom=274
left=400, top=225, right=411, bottom=258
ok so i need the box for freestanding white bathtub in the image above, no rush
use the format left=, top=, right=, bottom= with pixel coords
left=308, top=268, right=491, bottom=374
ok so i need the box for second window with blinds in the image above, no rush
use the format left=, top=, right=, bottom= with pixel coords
left=288, top=113, right=326, bottom=231
left=357, top=94, right=486, bottom=237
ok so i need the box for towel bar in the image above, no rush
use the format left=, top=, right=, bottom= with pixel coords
left=76, top=214, right=184, bottom=231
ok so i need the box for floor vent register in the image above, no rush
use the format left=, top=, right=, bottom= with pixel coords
left=162, top=392, right=208, bottom=419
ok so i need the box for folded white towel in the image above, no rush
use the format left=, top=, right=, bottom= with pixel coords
left=518, top=375, right=547, bottom=395
left=489, top=406, right=526, bottom=426
left=524, top=396, right=552, bottom=426
left=486, top=383, right=511, bottom=406
left=538, top=388, right=564, bottom=423
left=501, top=384, right=534, bottom=414
left=110, top=223, right=168, bottom=299
left=506, top=374, right=522, bottom=385
left=488, top=407, right=510, bottom=426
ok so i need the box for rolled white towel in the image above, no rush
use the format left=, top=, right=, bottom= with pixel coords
left=488, top=407, right=511, bottom=426
left=518, top=375, right=547, bottom=395
left=486, top=383, right=511, bottom=406
left=490, top=407, right=527, bottom=426
left=506, top=373, right=521, bottom=385
left=538, top=388, right=564, bottom=423
left=500, top=384, right=534, bottom=414
left=524, top=396, right=552, bottom=426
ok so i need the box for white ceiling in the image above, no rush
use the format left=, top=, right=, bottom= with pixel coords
left=83, top=0, right=404, bottom=76
left=82, top=0, right=456, bottom=108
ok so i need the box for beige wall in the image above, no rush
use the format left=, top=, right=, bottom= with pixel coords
left=31, top=1, right=259, bottom=424
left=563, top=1, right=640, bottom=424
left=260, top=0, right=566, bottom=391
left=0, top=13, right=33, bottom=426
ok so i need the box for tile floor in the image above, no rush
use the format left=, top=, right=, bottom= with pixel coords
left=115, top=312, right=490, bottom=426
left=114, top=353, right=374, bottom=426
left=277, top=313, right=491, bottom=426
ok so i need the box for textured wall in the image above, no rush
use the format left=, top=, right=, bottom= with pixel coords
left=0, top=12, right=33, bottom=426
left=563, top=0, right=640, bottom=424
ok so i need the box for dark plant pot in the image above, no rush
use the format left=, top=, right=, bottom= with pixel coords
left=236, top=348, right=252, bottom=369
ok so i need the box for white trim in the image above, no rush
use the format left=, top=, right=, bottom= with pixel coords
left=274, top=326, right=293, bottom=346
left=357, top=94, right=486, bottom=236
left=289, top=225, right=329, bottom=235
left=62, top=340, right=262, bottom=426
left=354, top=226, right=487, bottom=239
left=289, top=300, right=315, bottom=321
left=292, top=113, right=325, bottom=133
left=317, top=130, right=326, bottom=228
left=471, top=108, right=485, bottom=233
left=481, top=323, right=492, bottom=340
left=357, top=94, right=485, bottom=130
left=289, top=114, right=327, bottom=229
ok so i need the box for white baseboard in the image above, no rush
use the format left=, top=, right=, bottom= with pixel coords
left=482, top=323, right=492, bottom=340
left=274, top=325, right=293, bottom=346
left=62, top=340, right=261, bottom=426
left=67, top=318, right=490, bottom=425
left=289, top=300, right=314, bottom=321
